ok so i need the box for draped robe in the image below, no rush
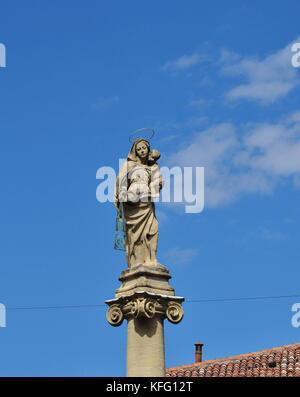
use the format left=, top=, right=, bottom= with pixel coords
left=114, top=139, right=161, bottom=268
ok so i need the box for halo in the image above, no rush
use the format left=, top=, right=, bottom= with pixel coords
left=129, top=128, right=155, bottom=143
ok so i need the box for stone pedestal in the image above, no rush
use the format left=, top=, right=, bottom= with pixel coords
left=105, top=264, right=184, bottom=377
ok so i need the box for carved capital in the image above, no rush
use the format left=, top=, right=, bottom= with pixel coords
left=106, top=291, right=184, bottom=326
left=106, top=304, right=124, bottom=327
left=166, top=301, right=184, bottom=324
left=131, top=297, right=156, bottom=319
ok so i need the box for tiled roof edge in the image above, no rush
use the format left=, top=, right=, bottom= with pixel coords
left=166, top=342, right=300, bottom=371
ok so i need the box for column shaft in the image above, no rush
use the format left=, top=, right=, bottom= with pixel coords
left=126, top=316, right=165, bottom=377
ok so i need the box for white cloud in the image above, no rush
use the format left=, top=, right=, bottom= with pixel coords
left=187, top=98, right=208, bottom=108
left=241, top=119, right=300, bottom=176
left=185, top=116, right=208, bottom=128
left=219, top=49, right=240, bottom=65
left=226, top=81, right=295, bottom=104
left=161, top=38, right=300, bottom=104
left=162, top=53, right=206, bottom=72
left=221, top=39, right=300, bottom=104
left=159, top=40, right=300, bottom=208
left=287, top=111, right=300, bottom=123
left=158, top=134, right=181, bottom=144
left=166, top=111, right=300, bottom=207
left=162, top=247, right=199, bottom=265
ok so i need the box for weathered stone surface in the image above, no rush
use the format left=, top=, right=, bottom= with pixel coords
left=105, top=291, right=184, bottom=326
left=113, top=138, right=163, bottom=268
left=105, top=291, right=184, bottom=376
left=107, top=136, right=185, bottom=377
left=115, top=263, right=175, bottom=298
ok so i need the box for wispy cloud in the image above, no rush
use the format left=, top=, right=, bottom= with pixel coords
left=162, top=38, right=300, bottom=105
left=221, top=39, right=300, bottom=104
left=187, top=98, right=207, bottom=108
left=92, top=95, right=120, bottom=110
left=167, top=110, right=300, bottom=207
left=185, top=116, right=208, bottom=128
left=158, top=134, right=181, bottom=144
left=162, top=247, right=199, bottom=265
left=162, top=53, right=206, bottom=72
left=159, top=39, right=300, bottom=209
left=257, top=226, right=284, bottom=240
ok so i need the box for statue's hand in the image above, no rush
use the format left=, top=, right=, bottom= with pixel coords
left=119, top=190, right=127, bottom=203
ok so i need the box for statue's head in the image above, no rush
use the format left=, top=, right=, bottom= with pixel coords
left=135, top=140, right=150, bottom=160
left=127, top=138, right=150, bottom=162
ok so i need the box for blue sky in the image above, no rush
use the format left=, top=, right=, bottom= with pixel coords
left=1, top=0, right=300, bottom=376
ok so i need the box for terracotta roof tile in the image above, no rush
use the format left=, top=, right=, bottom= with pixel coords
left=166, top=343, right=300, bottom=377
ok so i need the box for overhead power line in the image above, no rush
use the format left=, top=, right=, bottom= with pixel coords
left=4, top=293, right=300, bottom=311
left=186, top=294, right=300, bottom=303
left=6, top=304, right=106, bottom=311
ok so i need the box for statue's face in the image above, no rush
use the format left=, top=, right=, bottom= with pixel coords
left=136, top=141, right=149, bottom=160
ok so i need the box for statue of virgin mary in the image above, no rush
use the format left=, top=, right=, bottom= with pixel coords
left=114, top=138, right=163, bottom=268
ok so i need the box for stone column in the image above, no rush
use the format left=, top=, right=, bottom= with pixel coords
left=105, top=264, right=184, bottom=377
left=126, top=316, right=165, bottom=377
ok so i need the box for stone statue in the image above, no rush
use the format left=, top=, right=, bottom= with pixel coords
left=107, top=133, right=184, bottom=377
left=114, top=138, right=164, bottom=268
